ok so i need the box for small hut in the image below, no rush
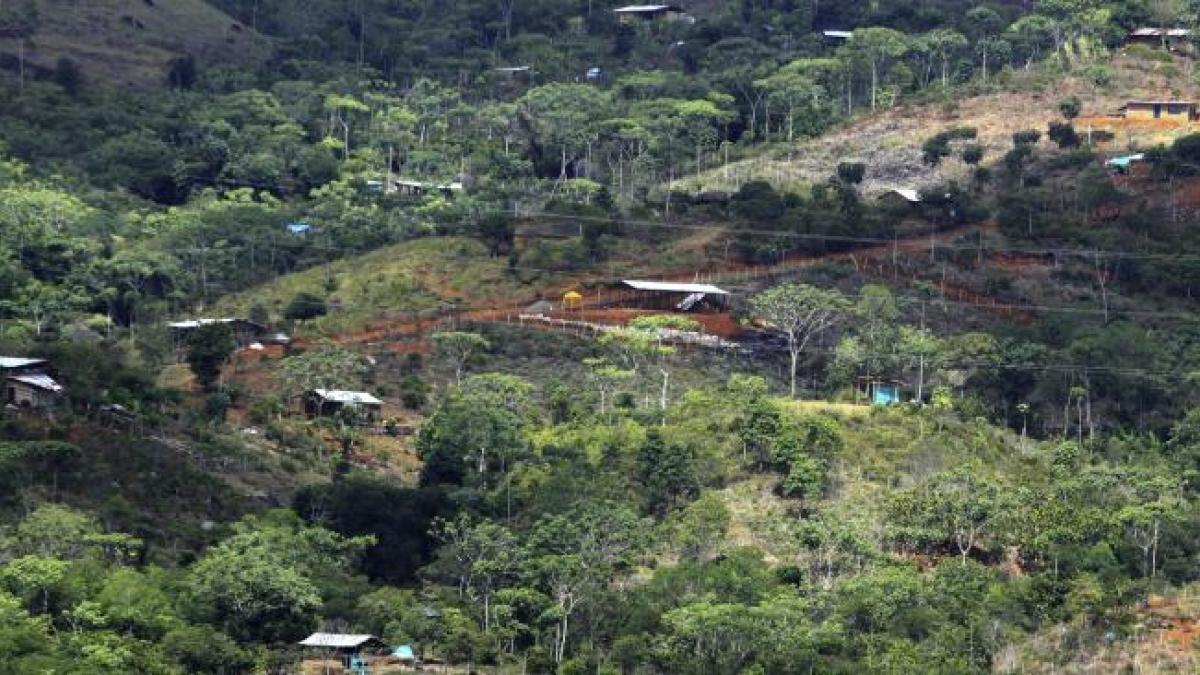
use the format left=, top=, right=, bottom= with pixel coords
left=167, top=318, right=266, bottom=350
left=1121, top=100, right=1197, bottom=121
left=1127, top=28, right=1191, bottom=51
left=877, top=188, right=923, bottom=211
left=304, top=389, right=384, bottom=422
left=563, top=290, right=584, bottom=311
left=299, top=633, right=390, bottom=671
left=858, top=377, right=906, bottom=406
left=6, top=374, right=63, bottom=410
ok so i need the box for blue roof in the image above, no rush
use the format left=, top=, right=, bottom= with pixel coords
left=393, top=645, right=415, bottom=659
left=287, top=222, right=313, bottom=234
left=1105, top=154, right=1145, bottom=168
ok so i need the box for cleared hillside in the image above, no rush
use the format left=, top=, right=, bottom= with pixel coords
left=675, top=52, right=1200, bottom=197
left=0, top=0, right=269, bottom=87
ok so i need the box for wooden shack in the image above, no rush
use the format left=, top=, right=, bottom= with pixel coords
left=1127, top=27, right=1192, bottom=51
left=1122, top=100, right=1197, bottom=121
left=299, top=633, right=391, bottom=671
left=1, top=357, right=62, bottom=411
left=6, top=373, right=63, bottom=410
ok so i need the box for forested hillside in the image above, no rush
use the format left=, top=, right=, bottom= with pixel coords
left=1, top=0, right=1199, bottom=673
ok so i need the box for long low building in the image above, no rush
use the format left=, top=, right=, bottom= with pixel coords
left=621, top=279, right=731, bottom=311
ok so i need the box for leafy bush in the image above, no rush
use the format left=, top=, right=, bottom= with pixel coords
left=284, top=292, right=327, bottom=321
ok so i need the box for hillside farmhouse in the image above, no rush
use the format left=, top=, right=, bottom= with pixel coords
left=1121, top=100, right=1198, bottom=121
left=304, top=389, right=384, bottom=422
left=1, top=357, right=63, bottom=410
left=1126, top=27, right=1192, bottom=51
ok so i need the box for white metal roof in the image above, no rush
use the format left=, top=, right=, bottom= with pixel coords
left=9, top=374, right=63, bottom=393
left=823, top=30, right=853, bottom=39
left=623, top=280, right=730, bottom=295
left=890, top=188, right=922, bottom=203
left=299, top=633, right=380, bottom=649
left=0, top=357, right=46, bottom=369
left=313, top=389, right=383, bottom=406
left=614, top=4, right=679, bottom=13
left=167, top=318, right=238, bottom=329
left=1131, top=28, right=1190, bottom=37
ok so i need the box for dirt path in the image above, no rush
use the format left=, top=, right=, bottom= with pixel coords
left=282, top=217, right=1032, bottom=357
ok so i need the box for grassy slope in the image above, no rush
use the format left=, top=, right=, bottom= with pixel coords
left=215, top=235, right=713, bottom=337
left=675, top=51, right=1200, bottom=197
left=0, top=0, right=269, bottom=87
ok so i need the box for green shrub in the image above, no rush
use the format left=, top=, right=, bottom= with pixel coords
left=284, top=292, right=327, bottom=321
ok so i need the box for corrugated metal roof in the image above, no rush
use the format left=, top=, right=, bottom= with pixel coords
left=823, top=30, right=853, bottom=38
left=614, top=4, right=680, bottom=13
left=623, top=280, right=730, bottom=295
left=167, top=318, right=237, bottom=329
left=0, top=357, right=46, bottom=369
left=299, top=633, right=379, bottom=648
left=891, top=188, right=922, bottom=203
left=9, top=374, right=63, bottom=393
left=313, top=390, right=383, bottom=405
left=1131, top=28, right=1190, bottom=37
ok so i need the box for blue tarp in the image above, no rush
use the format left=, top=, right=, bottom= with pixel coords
left=286, top=221, right=312, bottom=235
left=393, top=644, right=415, bottom=660
left=1105, top=154, right=1145, bottom=169
left=873, top=384, right=901, bottom=406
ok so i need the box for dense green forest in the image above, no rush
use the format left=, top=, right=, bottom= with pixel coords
left=1, top=0, right=1200, bottom=673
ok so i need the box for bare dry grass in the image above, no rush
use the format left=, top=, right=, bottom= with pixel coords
left=675, top=52, right=1200, bottom=198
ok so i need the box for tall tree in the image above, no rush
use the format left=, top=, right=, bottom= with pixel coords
left=185, top=323, right=237, bottom=392
left=750, top=283, right=849, bottom=398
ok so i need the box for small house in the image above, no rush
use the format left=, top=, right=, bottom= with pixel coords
left=304, top=389, right=384, bottom=422
left=613, top=4, right=685, bottom=23
left=168, top=318, right=266, bottom=349
left=822, top=30, right=853, bottom=40
left=1127, top=27, right=1191, bottom=51
left=621, top=280, right=731, bottom=312
left=299, top=633, right=390, bottom=671
left=858, top=377, right=906, bottom=406
left=877, top=188, right=923, bottom=210
left=1121, top=100, right=1197, bottom=121
left=1, top=357, right=62, bottom=411
left=388, top=177, right=464, bottom=197
left=6, top=373, right=63, bottom=410
left=286, top=221, right=313, bottom=236
left=563, top=290, right=583, bottom=310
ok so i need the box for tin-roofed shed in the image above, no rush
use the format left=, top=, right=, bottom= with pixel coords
left=620, top=280, right=731, bottom=312
left=304, top=389, right=384, bottom=422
